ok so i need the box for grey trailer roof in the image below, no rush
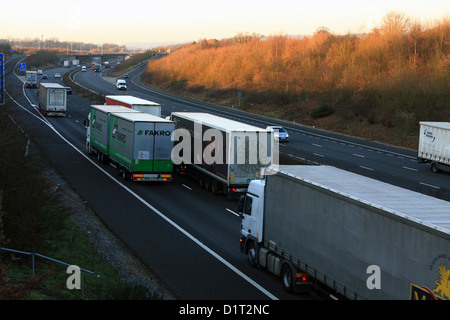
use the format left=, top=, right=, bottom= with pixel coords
left=90, top=105, right=141, bottom=113
left=271, top=165, right=450, bottom=235
left=172, top=112, right=267, bottom=132
left=106, top=95, right=160, bottom=106
left=419, top=122, right=450, bottom=130
left=40, top=83, right=66, bottom=89
left=112, top=111, right=172, bottom=122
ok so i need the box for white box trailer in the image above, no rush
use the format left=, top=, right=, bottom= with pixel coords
left=105, top=95, right=161, bottom=117
left=39, top=83, right=67, bottom=116
left=170, top=112, right=275, bottom=196
left=25, top=71, right=38, bottom=88
left=418, top=122, right=450, bottom=173
left=239, top=165, right=450, bottom=300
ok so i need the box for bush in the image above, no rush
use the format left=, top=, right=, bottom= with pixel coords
left=311, top=104, right=335, bottom=118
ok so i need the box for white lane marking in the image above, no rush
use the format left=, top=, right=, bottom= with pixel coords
left=359, top=165, right=374, bottom=171
left=182, top=184, right=192, bottom=190
left=402, top=166, right=418, bottom=172
left=226, top=208, right=239, bottom=217
left=420, top=182, right=440, bottom=190
left=353, top=153, right=365, bottom=158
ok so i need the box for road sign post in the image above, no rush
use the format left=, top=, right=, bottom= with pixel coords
left=0, top=53, right=4, bottom=105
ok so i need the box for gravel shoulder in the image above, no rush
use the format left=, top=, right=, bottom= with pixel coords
left=40, top=153, right=175, bottom=300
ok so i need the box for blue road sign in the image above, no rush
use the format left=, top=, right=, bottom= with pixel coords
left=0, top=53, right=4, bottom=105
left=19, top=62, right=26, bottom=71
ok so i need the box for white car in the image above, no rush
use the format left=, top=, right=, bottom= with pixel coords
left=267, top=126, right=289, bottom=142
left=54, top=73, right=61, bottom=78
left=81, top=66, right=86, bottom=72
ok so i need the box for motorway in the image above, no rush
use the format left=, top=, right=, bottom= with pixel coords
left=4, top=55, right=449, bottom=301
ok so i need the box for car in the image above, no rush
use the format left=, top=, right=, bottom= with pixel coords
left=266, top=126, right=289, bottom=142
left=55, top=73, right=61, bottom=78
left=42, top=74, right=48, bottom=80
left=66, top=87, right=72, bottom=94
left=123, top=74, right=129, bottom=78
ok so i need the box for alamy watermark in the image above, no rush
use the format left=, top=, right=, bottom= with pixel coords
left=170, top=123, right=279, bottom=174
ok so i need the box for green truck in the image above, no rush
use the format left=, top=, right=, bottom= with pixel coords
left=86, top=105, right=174, bottom=182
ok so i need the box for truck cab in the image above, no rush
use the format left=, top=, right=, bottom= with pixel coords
left=239, top=179, right=265, bottom=247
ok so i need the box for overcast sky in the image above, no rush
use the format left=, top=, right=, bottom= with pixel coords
left=2, top=0, right=449, bottom=46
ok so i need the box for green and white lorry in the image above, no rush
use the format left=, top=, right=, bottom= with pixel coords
left=86, top=105, right=174, bottom=182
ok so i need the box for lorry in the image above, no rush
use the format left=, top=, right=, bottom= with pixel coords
left=94, top=64, right=101, bottom=72
left=105, top=95, right=161, bottom=117
left=25, top=71, right=38, bottom=88
left=86, top=105, right=174, bottom=182
left=418, top=122, right=450, bottom=173
left=64, top=60, right=72, bottom=68
left=104, top=61, right=110, bottom=68
left=116, top=79, right=127, bottom=90
left=39, top=83, right=67, bottom=116
left=170, top=112, right=274, bottom=196
left=239, top=165, right=450, bottom=300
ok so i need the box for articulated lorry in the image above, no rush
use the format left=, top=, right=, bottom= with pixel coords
left=170, top=112, right=275, bottom=196
left=105, top=95, right=161, bottom=117
left=418, top=122, right=450, bottom=173
left=39, top=83, right=67, bottom=116
left=86, top=105, right=174, bottom=182
left=25, top=71, right=38, bottom=88
left=239, top=165, right=450, bottom=300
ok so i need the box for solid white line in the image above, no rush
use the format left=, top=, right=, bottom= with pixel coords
left=226, top=208, right=239, bottom=217
left=8, top=88, right=278, bottom=300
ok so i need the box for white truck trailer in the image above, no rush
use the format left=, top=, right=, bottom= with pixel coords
left=170, top=112, right=275, bottom=196
left=239, top=165, right=450, bottom=300
left=38, top=83, right=67, bottom=116
left=105, top=95, right=161, bottom=117
left=418, top=122, right=450, bottom=173
left=87, top=105, right=174, bottom=182
left=25, top=71, right=38, bottom=88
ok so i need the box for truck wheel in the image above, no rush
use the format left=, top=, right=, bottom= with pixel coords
left=247, top=242, right=257, bottom=268
left=199, top=175, right=205, bottom=188
left=431, top=163, right=440, bottom=173
left=211, top=180, right=219, bottom=194
left=281, top=264, right=294, bottom=293
left=205, top=177, right=212, bottom=191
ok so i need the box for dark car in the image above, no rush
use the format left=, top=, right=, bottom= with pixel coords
left=42, top=74, right=48, bottom=79
left=66, top=87, right=72, bottom=94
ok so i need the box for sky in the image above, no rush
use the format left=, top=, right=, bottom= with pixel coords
left=2, top=0, right=449, bottom=47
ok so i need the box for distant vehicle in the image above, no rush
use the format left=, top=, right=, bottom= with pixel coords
left=123, top=74, right=129, bottom=78
left=94, top=64, right=101, bottom=72
left=418, top=122, right=450, bottom=173
left=66, top=87, right=72, bottom=94
left=25, top=71, right=38, bottom=88
left=266, top=126, right=289, bottom=142
left=104, top=61, right=110, bottom=68
left=42, top=74, right=48, bottom=80
left=81, top=66, right=86, bottom=72
left=54, top=73, right=61, bottom=78
left=116, top=79, right=127, bottom=90
left=37, top=70, right=43, bottom=75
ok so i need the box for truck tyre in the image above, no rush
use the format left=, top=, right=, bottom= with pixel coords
left=281, top=264, right=294, bottom=293
left=247, top=241, right=257, bottom=268
left=199, top=174, right=205, bottom=188
left=205, top=177, right=211, bottom=191
left=431, top=163, right=440, bottom=173
left=211, top=180, right=219, bottom=194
